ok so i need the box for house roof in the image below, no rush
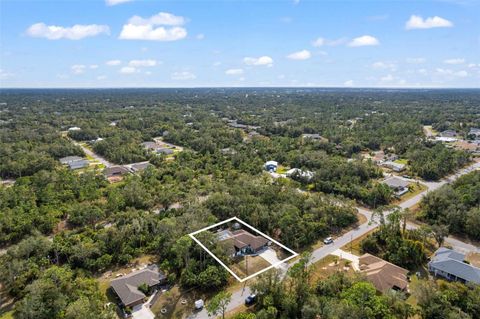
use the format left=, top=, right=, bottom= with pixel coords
left=129, top=162, right=152, bottom=172
left=359, top=253, right=409, bottom=292
left=429, top=247, right=480, bottom=284
left=59, top=156, right=84, bottom=164
left=231, top=230, right=268, bottom=251
left=265, top=160, right=278, bottom=167
left=383, top=176, right=409, bottom=189
left=104, top=166, right=130, bottom=177
left=68, top=159, right=89, bottom=170
left=110, top=267, right=166, bottom=307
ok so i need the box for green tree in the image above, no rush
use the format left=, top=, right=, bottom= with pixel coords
left=206, top=291, right=232, bottom=319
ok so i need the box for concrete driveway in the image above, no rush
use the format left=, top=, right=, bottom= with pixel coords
left=331, top=249, right=360, bottom=271
left=258, top=248, right=282, bottom=266
left=131, top=304, right=154, bottom=319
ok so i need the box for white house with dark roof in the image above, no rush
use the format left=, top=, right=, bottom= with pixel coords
left=428, top=247, right=480, bottom=285
left=383, top=176, right=410, bottom=197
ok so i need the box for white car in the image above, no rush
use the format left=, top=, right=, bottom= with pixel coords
left=323, top=237, right=334, bottom=244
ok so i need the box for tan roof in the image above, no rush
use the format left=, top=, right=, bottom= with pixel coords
left=231, top=230, right=268, bottom=251
left=359, top=253, right=409, bottom=292
left=454, top=140, right=478, bottom=152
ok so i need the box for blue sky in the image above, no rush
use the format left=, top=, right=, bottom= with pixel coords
left=1, top=0, right=479, bottom=88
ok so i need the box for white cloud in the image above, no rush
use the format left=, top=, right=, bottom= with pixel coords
left=71, top=64, right=86, bottom=74
left=287, top=50, right=311, bottom=60
left=196, top=33, right=205, bottom=40
left=455, top=70, right=468, bottom=77
left=344, top=80, right=354, bottom=87
left=293, top=0, right=300, bottom=5
left=106, top=60, right=121, bottom=66
left=468, top=63, right=478, bottom=68
left=106, top=0, right=133, bottom=6
left=312, top=37, right=347, bottom=47
left=435, top=68, right=468, bottom=77
left=97, top=75, right=107, bottom=80
left=406, top=57, right=426, bottom=64
left=444, top=58, right=465, bottom=64
left=128, top=59, right=158, bottom=67
left=380, top=74, right=395, bottom=82
left=89, top=64, right=99, bottom=69
left=26, top=23, right=110, bottom=40
left=372, top=61, right=397, bottom=71
left=213, top=61, right=222, bottom=67
left=348, top=35, right=380, bottom=47
left=171, top=71, right=196, bottom=80
left=243, top=56, right=273, bottom=67
left=405, top=15, right=453, bottom=30
left=0, top=69, right=14, bottom=79
left=120, top=66, right=137, bottom=74
left=119, top=12, right=187, bottom=41
left=225, top=68, right=244, bottom=75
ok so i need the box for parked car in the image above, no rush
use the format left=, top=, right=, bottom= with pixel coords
left=194, top=299, right=204, bottom=310
left=245, top=294, right=257, bottom=306
left=323, top=237, right=334, bottom=244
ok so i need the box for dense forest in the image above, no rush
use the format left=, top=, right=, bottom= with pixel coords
left=1, top=88, right=479, bottom=319
left=419, top=171, right=480, bottom=240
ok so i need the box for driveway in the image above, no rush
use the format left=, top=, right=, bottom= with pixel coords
left=131, top=292, right=157, bottom=319
left=258, top=248, right=282, bottom=266
left=187, top=161, right=480, bottom=319
left=330, top=249, right=360, bottom=271
left=132, top=304, right=154, bottom=319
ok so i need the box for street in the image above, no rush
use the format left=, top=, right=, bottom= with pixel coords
left=189, top=161, right=480, bottom=319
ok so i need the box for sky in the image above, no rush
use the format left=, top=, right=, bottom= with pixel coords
left=0, top=0, right=479, bottom=88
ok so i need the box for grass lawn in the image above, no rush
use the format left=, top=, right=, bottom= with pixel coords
left=341, top=229, right=377, bottom=256
left=276, top=165, right=289, bottom=174
left=392, top=183, right=428, bottom=206
left=230, top=255, right=271, bottom=279
left=309, top=255, right=355, bottom=282
left=394, top=159, right=409, bottom=165
left=0, top=311, right=13, bottom=319
left=466, top=252, right=480, bottom=267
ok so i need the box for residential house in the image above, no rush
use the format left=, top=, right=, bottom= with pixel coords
left=156, top=148, right=174, bottom=155
left=68, top=159, right=89, bottom=170
left=286, top=168, right=314, bottom=181
left=468, top=128, right=480, bottom=138
left=126, top=162, right=152, bottom=173
left=264, top=160, right=278, bottom=172
left=59, top=156, right=83, bottom=165
left=383, top=176, right=410, bottom=196
left=110, top=265, right=167, bottom=308
left=440, top=130, right=458, bottom=138
left=219, top=229, right=269, bottom=255
left=104, top=166, right=130, bottom=179
left=59, top=156, right=89, bottom=170
left=141, top=141, right=159, bottom=151
left=372, top=150, right=385, bottom=164
left=428, top=247, right=480, bottom=285
left=382, top=161, right=406, bottom=172
left=301, top=133, right=328, bottom=142
left=68, top=126, right=81, bottom=131
left=359, top=253, right=409, bottom=293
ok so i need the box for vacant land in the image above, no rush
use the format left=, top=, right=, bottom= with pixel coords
left=230, top=255, right=271, bottom=278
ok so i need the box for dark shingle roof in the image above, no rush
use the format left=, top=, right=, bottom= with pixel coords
left=110, top=267, right=166, bottom=307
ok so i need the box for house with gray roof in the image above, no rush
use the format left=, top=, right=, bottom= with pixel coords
left=428, top=247, right=480, bottom=285
left=110, top=266, right=166, bottom=308
left=67, top=159, right=89, bottom=170
left=59, top=156, right=83, bottom=165
left=383, top=176, right=410, bottom=197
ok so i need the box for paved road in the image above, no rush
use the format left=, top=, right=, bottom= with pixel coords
left=73, top=140, right=113, bottom=168
left=189, top=161, right=480, bottom=318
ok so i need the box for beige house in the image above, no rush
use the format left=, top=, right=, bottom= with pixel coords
left=359, top=254, right=409, bottom=293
